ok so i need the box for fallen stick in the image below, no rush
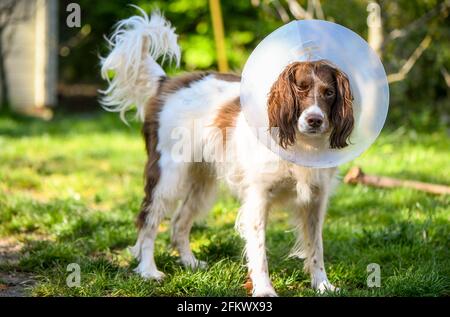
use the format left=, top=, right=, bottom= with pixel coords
left=243, top=276, right=253, bottom=296
left=344, top=167, right=450, bottom=195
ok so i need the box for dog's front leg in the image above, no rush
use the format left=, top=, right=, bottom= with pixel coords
left=297, top=187, right=338, bottom=293
left=237, top=186, right=277, bottom=297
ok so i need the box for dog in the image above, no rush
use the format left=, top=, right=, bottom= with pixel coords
left=100, top=8, right=354, bottom=297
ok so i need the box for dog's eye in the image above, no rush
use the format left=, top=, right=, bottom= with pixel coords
left=324, top=89, right=335, bottom=97
left=298, top=82, right=311, bottom=91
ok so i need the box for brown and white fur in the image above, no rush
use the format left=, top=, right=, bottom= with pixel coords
left=100, top=8, right=354, bottom=297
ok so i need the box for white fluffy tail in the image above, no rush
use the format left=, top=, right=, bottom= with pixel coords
left=100, top=6, right=180, bottom=122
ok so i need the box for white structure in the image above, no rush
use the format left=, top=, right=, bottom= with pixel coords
left=1, top=0, right=58, bottom=111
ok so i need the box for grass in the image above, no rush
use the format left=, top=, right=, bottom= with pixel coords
left=0, top=110, right=448, bottom=297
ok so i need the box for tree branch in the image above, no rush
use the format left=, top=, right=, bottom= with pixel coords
left=287, top=0, right=313, bottom=20
left=312, top=0, right=325, bottom=20
left=387, top=35, right=432, bottom=84
left=383, top=0, right=449, bottom=46
left=271, top=0, right=290, bottom=22
left=441, top=67, right=450, bottom=88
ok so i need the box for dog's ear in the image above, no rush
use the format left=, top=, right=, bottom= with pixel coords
left=330, top=68, right=354, bottom=149
left=268, top=63, right=302, bottom=149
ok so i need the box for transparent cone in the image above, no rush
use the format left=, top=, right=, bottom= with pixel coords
left=240, top=20, right=389, bottom=168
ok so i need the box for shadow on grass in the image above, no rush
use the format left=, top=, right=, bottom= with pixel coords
left=0, top=109, right=140, bottom=138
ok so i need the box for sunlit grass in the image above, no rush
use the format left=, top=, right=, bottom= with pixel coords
left=0, top=111, right=448, bottom=296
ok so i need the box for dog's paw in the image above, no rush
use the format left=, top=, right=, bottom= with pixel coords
left=253, top=286, right=278, bottom=297
left=128, top=245, right=141, bottom=260
left=134, top=267, right=166, bottom=282
left=193, top=260, right=208, bottom=270
left=315, top=280, right=339, bottom=294
left=181, top=257, right=208, bottom=270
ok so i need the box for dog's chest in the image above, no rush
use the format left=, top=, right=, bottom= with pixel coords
left=267, top=166, right=328, bottom=206
left=267, top=178, right=297, bottom=204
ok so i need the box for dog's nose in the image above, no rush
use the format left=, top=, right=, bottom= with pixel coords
left=306, top=115, right=323, bottom=128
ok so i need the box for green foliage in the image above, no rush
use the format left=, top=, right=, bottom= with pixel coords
left=58, top=0, right=449, bottom=128
left=0, top=111, right=448, bottom=296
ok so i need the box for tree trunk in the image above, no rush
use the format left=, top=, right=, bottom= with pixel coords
left=367, top=1, right=384, bottom=58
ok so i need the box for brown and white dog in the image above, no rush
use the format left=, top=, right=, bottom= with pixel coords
left=100, top=8, right=354, bottom=296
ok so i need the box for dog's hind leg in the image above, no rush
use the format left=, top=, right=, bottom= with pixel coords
left=171, top=165, right=216, bottom=269
left=131, top=159, right=186, bottom=281
left=131, top=210, right=167, bottom=281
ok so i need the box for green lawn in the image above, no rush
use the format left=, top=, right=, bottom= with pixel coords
left=0, top=111, right=448, bottom=297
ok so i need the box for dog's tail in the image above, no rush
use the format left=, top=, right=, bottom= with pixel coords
left=99, top=6, right=180, bottom=122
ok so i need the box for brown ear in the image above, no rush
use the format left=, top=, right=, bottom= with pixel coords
left=330, top=68, right=354, bottom=149
left=268, top=63, right=301, bottom=149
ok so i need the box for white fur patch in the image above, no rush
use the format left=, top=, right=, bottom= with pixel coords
left=298, top=104, right=325, bottom=132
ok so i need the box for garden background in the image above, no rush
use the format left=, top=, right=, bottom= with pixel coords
left=0, top=0, right=448, bottom=296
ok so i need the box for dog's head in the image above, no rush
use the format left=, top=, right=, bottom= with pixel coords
left=268, top=60, right=354, bottom=149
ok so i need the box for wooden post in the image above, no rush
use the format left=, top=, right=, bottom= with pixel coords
left=209, top=0, right=229, bottom=73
